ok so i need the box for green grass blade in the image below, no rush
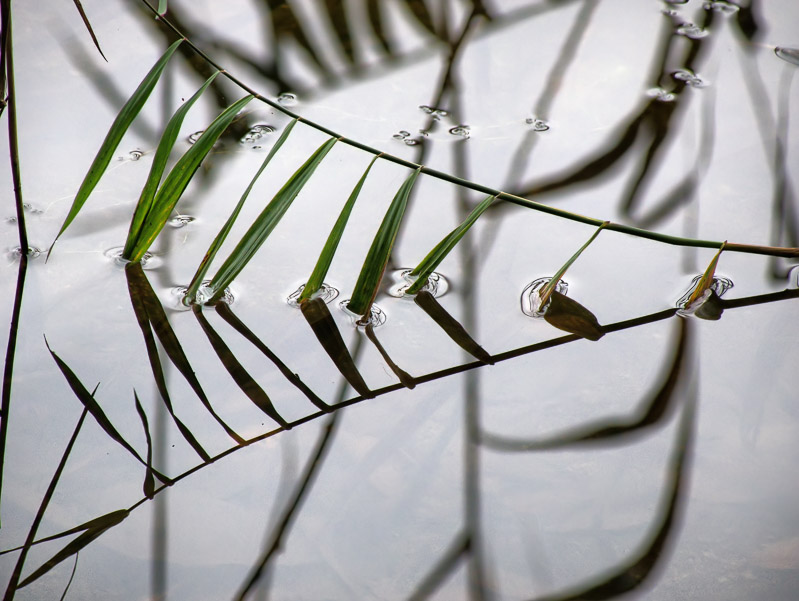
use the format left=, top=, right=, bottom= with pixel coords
left=123, top=72, right=219, bottom=259
left=158, top=0, right=168, bottom=15
left=71, top=0, right=107, bottom=61
left=346, top=167, right=421, bottom=316
left=185, top=119, right=298, bottom=303
left=48, top=39, right=182, bottom=257
left=539, top=221, right=609, bottom=310
left=207, top=137, right=338, bottom=303
left=128, top=94, right=255, bottom=262
left=299, top=155, right=379, bottom=303
left=407, top=194, right=495, bottom=295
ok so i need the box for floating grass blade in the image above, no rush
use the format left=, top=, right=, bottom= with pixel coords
left=300, top=298, right=373, bottom=399
left=126, top=262, right=243, bottom=452
left=48, top=39, right=182, bottom=256
left=543, top=291, right=604, bottom=341
left=123, top=72, right=219, bottom=260
left=193, top=305, right=289, bottom=429
left=364, top=324, right=415, bottom=389
left=128, top=94, right=254, bottom=262
left=299, top=155, right=379, bottom=303
left=407, top=194, right=495, bottom=295
left=685, top=241, right=726, bottom=308
left=207, top=137, right=338, bottom=304
left=346, top=167, right=421, bottom=316
left=214, top=303, right=331, bottom=412
left=414, top=291, right=494, bottom=364
left=71, top=0, right=107, bottom=61
left=538, top=221, right=609, bottom=311
left=185, top=119, right=298, bottom=303
left=18, top=510, right=130, bottom=588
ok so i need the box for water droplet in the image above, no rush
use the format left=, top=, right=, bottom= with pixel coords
left=672, top=68, right=707, bottom=87
left=172, top=281, right=234, bottom=309
left=676, top=23, right=709, bottom=39
left=404, top=138, right=420, bottom=146
left=703, top=0, right=739, bottom=14
left=646, top=87, right=676, bottom=102
left=187, top=130, right=204, bottom=144
left=240, top=124, right=276, bottom=144
left=286, top=283, right=339, bottom=307
left=277, top=92, right=297, bottom=106
left=525, top=117, right=550, bottom=131
left=9, top=245, right=42, bottom=259
left=393, top=130, right=410, bottom=140
left=449, top=125, right=471, bottom=138
left=676, top=275, right=733, bottom=316
left=419, top=105, right=448, bottom=119
left=388, top=269, right=449, bottom=298
left=339, top=300, right=387, bottom=327
left=168, top=215, right=195, bottom=228
left=520, top=277, right=568, bottom=318
left=104, top=246, right=159, bottom=269
left=775, top=47, right=799, bottom=67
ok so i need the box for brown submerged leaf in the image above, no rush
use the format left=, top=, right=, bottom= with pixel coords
left=543, top=291, right=604, bottom=341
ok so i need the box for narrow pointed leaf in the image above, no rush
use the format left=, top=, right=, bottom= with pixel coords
left=300, top=298, right=373, bottom=399
left=208, top=137, right=338, bottom=303
left=186, top=119, right=298, bottom=303
left=71, top=0, right=107, bottom=61
left=123, top=72, right=220, bottom=259
left=407, top=194, right=495, bottom=295
left=128, top=94, right=255, bottom=262
left=193, top=305, right=289, bottom=429
left=347, top=168, right=421, bottom=316
left=539, top=221, right=608, bottom=310
left=18, top=510, right=130, bottom=588
left=215, top=303, right=331, bottom=412
left=133, top=391, right=156, bottom=498
left=126, top=262, right=244, bottom=445
left=46, top=340, right=146, bottom=464
left=543, top=291, right=605, bottom=341
left=300, top=155, right=379, bottom=303
left=414, top=291, right=494, bottom=364
left=365, top=324, right=415, bottom=389
left=49, top=39, right=182, bottom=255
left=126, top=264, right=213, bottom=462
left=686, top=241, right=726, bottom=307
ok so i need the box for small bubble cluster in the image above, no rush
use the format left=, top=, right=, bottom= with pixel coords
left=9, top=245, right=42, bottom=259
left=646, top=87, right=676, bottom=102
left=419, top=105, right=449, bottom=120
left=703, top=1, right=739, bottom=14
left=393, top=130, right=421, bottom=146
left=525, top=117, right=550, bottom=131
left=286, top=283, right=339, bottom=307
left=277, top=93, right=297, bottom=106
left=672, top=68, right=707, bottom=87
left=168, top=215, right=196, bottom=228
left=240, top=124, right=276, bottom=144
left=449, top=125, right=470, bottom=138
left=676, top=23, right=709, bottom=39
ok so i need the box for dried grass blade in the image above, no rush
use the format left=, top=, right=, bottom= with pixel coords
left=407, top=194, right=495, bottom=295
left=193, top=306, right=289, bottom=429
left=414, top=291, right=494, bottom=364
left=123, top=72, right=219, bottom=259
left=49, top=39, right=182, bottom=256
left=543, top=291, right=604, bottom=341
left=207, top=137, right=338, bottom=303
left=185, top=119, right=298, bottom=303
left=346, top=167, right=421, bottom=316
left=686, top=241, right=726, bottom=307
left=134, top=391, right=158, bottom=498
left=300, top=155, right=379, bottom=303
left=364, top=324, right=415, bottom=389
left=300, top=298, right=373, bottom=399
left=128, top=94, right=254, bottom=262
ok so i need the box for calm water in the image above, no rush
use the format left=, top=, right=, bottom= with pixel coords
left=1, top=1, right=798, bottom=599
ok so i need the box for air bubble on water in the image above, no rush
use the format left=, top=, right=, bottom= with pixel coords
left=388, top=269, right=449, bottom=298
left=173, top=281, right=234, bottom=309
left=9, top=245, right=42, bottom=259
left=168, top=215, right=195, bottom=228
left=521, top=277, right=568, bottom=318
left=393, top=130, right=411, bottom=140
left=775, top=47, right=799, bottom=67
left=286, top=283, right=339, bottom=307
left=22, top=203, right=43, bottom=214
left=419, top=105, right=448, bottom=120
left=404, top=138, right=420, bottom=146
left=676, top=275, right=733, bottom=316
left=119, top=149, right=144, bottom=161
left=240, top=124, right=276, bottom=144
left=646, top=87, right=676, bottom=102
left=187, top=130, right=204, bottom=144
left=525, top=117, right=550, bottom=131
left=339, top=300, right=387, bottom=327
left=703, top=1, right=739, bottom=14
left=449, top=125, right=470, bottom=138
left=277, top=93, right=297, bottom=106
left=104, top=246, right=159, bottom=269
left=672, top=68, right=707, bottom=87
left=676, top=23, right=709, bottom=39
